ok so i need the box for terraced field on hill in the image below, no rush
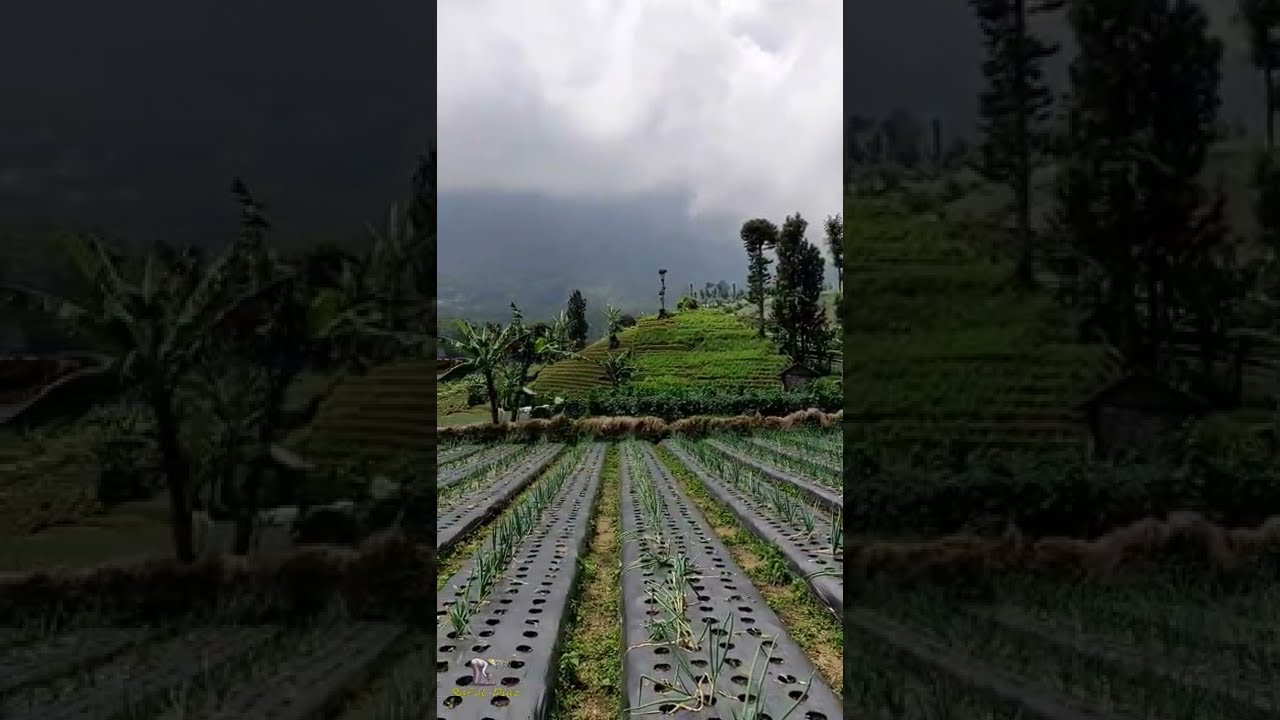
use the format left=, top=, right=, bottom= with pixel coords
left=843, top=200, right=1120, bottom=451
left=293, top=359, right=435, bottom=467
left=532, top=309, right=789, bottom=397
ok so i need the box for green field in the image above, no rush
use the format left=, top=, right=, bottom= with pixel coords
left=531, top=308, right=791, bottom=397
left=843, top=199, right=1120, bottom=450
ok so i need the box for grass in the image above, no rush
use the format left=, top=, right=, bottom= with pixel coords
left=550, top=444, right=623, bottom=720
left=532, top=308, right=790, bottom=397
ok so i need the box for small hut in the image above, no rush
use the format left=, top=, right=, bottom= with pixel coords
left=1076, top=373, right=1209, bottom=457
left=780, top=362, right=822, bottom=392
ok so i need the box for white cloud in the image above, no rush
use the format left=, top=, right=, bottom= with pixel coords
left=437, top=0, right=842, bottom=239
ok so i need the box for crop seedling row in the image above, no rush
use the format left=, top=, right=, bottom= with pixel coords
left=846, top=608, right=1126, bottom=720
left=208, top=623, right=406, bottom=720
left=703, top=440, right=842, bottom=511
left=436, top=444, right=565, bottom=554
left=5, top=625, right=280, bottom=720
left=663, top=441, right=842, bottom=617
left=437, top=444, right=525, bottom=489
left=436, top=444, right=593, bottom=637
left=618, top=441, right=840, bottom=720
left=0, top=627, right=155, bottom=695
left=438, top=445, right=482, bottom=465
left=435, top=443, right=607, bottom=720
left=966, top=606, right=1279, bottom=719
left=744, top=437, right=840, bottom=477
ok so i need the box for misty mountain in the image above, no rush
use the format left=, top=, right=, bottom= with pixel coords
left=438, top=191, right=747, bottom=326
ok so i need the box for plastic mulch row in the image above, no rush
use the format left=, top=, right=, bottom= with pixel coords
left=7, top=625, right=280, bottom=720
left=747, top=437, right=841, bottom=475
left=704, top=440, right=842, bottom=511
left=620, top=443, right=841, bottom=720
left=0, top=627, right=154, bottom=695
left=439, top=445, right=482, bottom=465
left=969, top=606, right=1280, bottom=720
left=847, top=608, right=1133, bottom=720
left=436, top=444, right=566, bottom=553
left=438, top=444, right=523, bottom=488
left=211, top=623, right=407, bottom=720
left=664, top=441, right=842, bottom=617
left=435, top=443, right=606, bottom=720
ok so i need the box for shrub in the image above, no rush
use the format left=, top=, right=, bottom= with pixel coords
left=676, top=295, right=699, bottom=311
left=463, top=374, right=487, bottom=405
left=560, top=384, right=840, bottom=420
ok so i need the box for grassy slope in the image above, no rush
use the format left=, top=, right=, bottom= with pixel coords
left=293, top=359, right=435, bottom=467
left=843, top=198, right=1119, bottom=450
left=532, top=308, right=789, bottom=397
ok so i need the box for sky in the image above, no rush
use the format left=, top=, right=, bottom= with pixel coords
left=437, top=0, right=844, bottom=249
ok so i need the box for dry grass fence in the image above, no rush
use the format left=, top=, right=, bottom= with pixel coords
left=0, top=534, right=432, bottom=627
left=850, top=511, right=1280, bottom=594
left=438, top=408, right=843, bottom=444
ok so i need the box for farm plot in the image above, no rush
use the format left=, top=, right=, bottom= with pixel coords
left=757, top=428, right=841, bottom=463
left=700, top=438, right=841, bottom=512
left=437, top=444, right=524, bottom=488
left=439, top=444, right=482, bottom=464
left=0, top=625, right=281, bottom=719
left=844, top=577, right=1280, bottom=719
left=437, top=443, right=565, bottom=554
left=663, top=440, right=842, bottom=617
left=435, top=443, right=607, bottom=720
left=618, top=441, right=841, bottom=719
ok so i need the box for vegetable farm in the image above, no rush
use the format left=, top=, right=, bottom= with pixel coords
left=435, top=430, right=844, bottom=720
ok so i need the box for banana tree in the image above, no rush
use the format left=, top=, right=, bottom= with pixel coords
left=596, top=348, right=638, bottom=389
left=0, top=232, right=291, bottom=562
left=605, top=305, right=624, bottom=349
left=446, top=319, right=521, bottom=424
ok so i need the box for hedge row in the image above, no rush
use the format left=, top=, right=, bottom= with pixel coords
left=560, top=384, right=840, bottom=420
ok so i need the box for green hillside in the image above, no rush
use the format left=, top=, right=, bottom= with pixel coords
left=532, top=309, right=790, bottom=397
left=293, top=359, right=435, bottom=467
left=843, top=199, right=1120, bottom=451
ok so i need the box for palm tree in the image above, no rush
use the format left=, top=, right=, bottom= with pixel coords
left=446, top=319, right=520, bottom=424
left=0, top=233, right=289, bottom=562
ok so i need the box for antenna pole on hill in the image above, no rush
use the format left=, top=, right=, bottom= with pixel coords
left=658, top=268, right=668, bottom=318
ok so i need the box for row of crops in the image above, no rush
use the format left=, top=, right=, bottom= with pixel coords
left=433, top=428, right=844, bottom=720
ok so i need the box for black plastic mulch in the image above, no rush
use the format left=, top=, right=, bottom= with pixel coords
left=435, top=443, right=607, bottom=720
left=664, top=440, right=842, bottom=617
left=705, top=440, right=842, bottom=512
left=437, top=444, right=565, bottom=553
left=620, top=443, right=841, bottom=720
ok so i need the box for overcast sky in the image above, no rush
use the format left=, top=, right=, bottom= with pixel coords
left=437, top=0, right=843, bottom=247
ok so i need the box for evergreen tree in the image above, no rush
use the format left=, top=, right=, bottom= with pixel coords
left=1057, top=0, right=1228, bottom=372
left=741, top=218, right=778, bottom=337
left=968, top=0, right=1063, bottom=288
left=1238, top=0, right=1280, bottom=148
left=824, top=214, right=843, bottom=291
left=565, top=289, right=588, bottom=348
left=771, top=214, right=827, bottom=360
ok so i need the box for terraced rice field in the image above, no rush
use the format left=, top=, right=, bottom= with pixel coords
left=843, top=199, right=1119, bottom=452
left=294, top=359, right=435, bottom=467
left=846, top=575, right=1280, bottom=720
left=531, top=309, right=789, bottom=396
left=0, top=431, right=100, bottom=536
left=434, top=429, right=843, bottom=720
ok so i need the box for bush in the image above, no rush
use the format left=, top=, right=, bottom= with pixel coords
left=845, top=436, right=1280, bottom=539
left=463, top=374, right=487, bottom=405
left=676, top=295, right=699, bottom=311
left=560, top=384, right=840, bottom=421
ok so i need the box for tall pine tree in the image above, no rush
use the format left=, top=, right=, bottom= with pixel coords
left=771, top=214, right=827, bottom=361
left=969, top=0, right=1063, bottom=289
left=824, top=214, right=843, bottom=291
left=566, top=289, right=588, bottom=349
left=1057, top=0, right=1228, bottom=373
left=741, top=218, right=778, bottom=337
left=1238, top=0, right=1280, bottom=148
